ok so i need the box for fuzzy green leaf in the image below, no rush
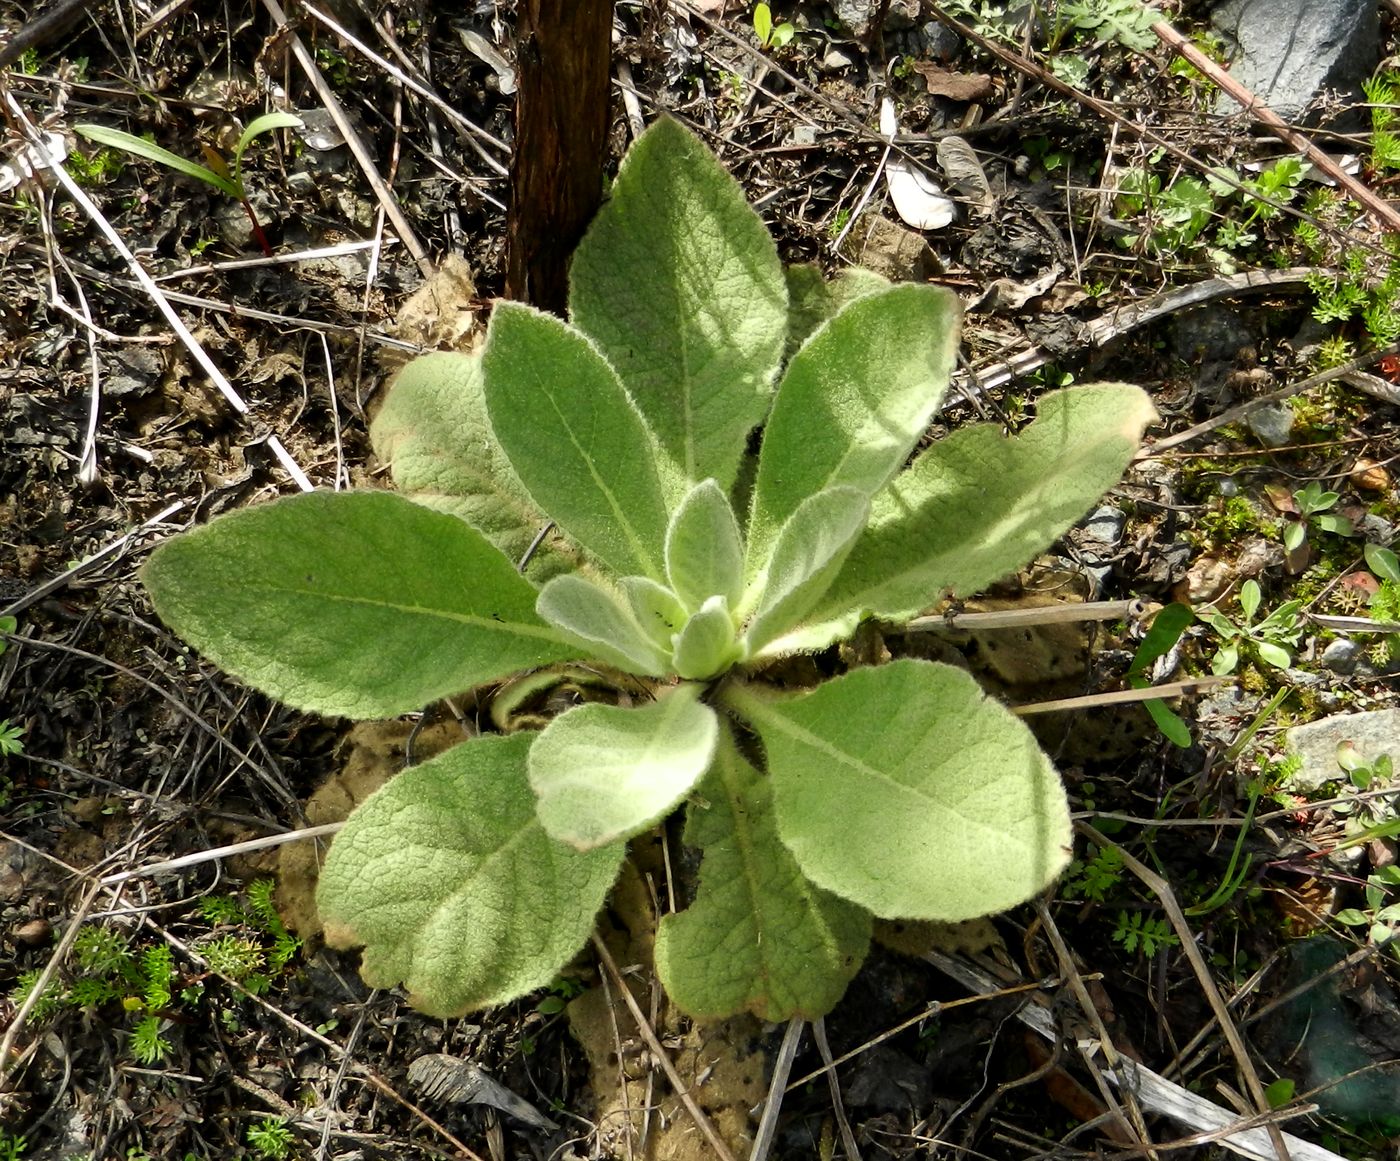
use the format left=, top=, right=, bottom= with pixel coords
left=783, top=263, right=890, bottom=359
left=568, top=117, right=788, bottom=492
left=619, top=575, right=689, bottom=650
left=670, top=595, right=742, bottom=680
left=536, top=574, right=672, bottom=676
left=530, top=686, right=719, bottom=850
left=778, top=385, right=1157, bottom=652
left=483, top=302, right=669, bottom=580
left=142, top=491, right=578, bottom=718
left=727, top=659, right=1071, bottom=920
left=371, top=351, right=578, bottom=579
left=742, top=486, right=869, bottom=656
left=655, top=728, right=871, bottom=1020
left=317, top=732, right=625, bottom=1017
left=747, top=284, right=960, bottom=573
left=666, top=478, right=745, bottom=612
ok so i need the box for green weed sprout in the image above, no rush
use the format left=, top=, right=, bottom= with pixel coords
left=1198, top=579, right=1305, bottom=675
left=1336, top=864, right=1400, bottom=961
left=1126, top=602, right=1192, bottom=747
left=246, top=1117, right=295, bottom=1160
left=74, top=113, right=301, bottom=256
left=753, top=2, right=795, bottom=49
left=140, top=117, right=1156, bottom=1021
left=1112, top=910, right=1179, bottom=957
left=1366, top=544, right=1400, bottom=661
left=0, top=615, right=22, bottom=758
left=1279, top=481, right=1355, bottom=554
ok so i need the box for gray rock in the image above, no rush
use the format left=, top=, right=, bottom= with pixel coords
left=1246, top=401, right=1295, bottom=448
left=1285, top=708, right=1400, bottom=792
left=925, top=21, right=962, bottom=61
left=1212, top=0, right=1377, bottom=128
left=1079, top=504, right=1126, bottom=547
left=1173, top=305, right=1251, bottom=365
left=832, top=0, right=918, bottom=38
left=1321, top=639, right=1363, bottom=674
left=820, top=47, right=856, bottom=72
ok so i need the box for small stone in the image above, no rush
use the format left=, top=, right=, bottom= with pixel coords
left=1175, top=555, right=1232, bottom=604
left=820, top=47, right=855, bottom=71
left=1246, top=401, right=1295, bottom=448
left=1286, top=708, right=1400, bottom=792
left=1321, top=639, right=1362, bottom=674
left=832, top=0, right=918, bottom=37
left=1351, top=456, right=1391, bottom=492
left=1079, top=505, right=1125, bottom=547
left=12, top=918, right=51, bottom=946
left=920, top=21, right=963, bottom=62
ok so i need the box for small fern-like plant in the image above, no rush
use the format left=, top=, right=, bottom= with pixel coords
left=141, top=117, right=1156, bottom=1020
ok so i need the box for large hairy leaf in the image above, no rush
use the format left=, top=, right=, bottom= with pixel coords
left=483, top=302, right=670, bottom=580
left=569, top=117, right=788, bottom=492
left=529, top=685, right=719, bottom=850
left=370, top=351, right=578, bottom=579
left=142, top=491, right=578, bottom=718
left=727, top=660, right=1071, bottom=920
left=746, top=284, right=960, bottom=574
left=774, top=385, right=1157, bottom=651
left=783, top=263, right=890, bottom=359
left=655, top=729, right=871, bottom=1020
left=317, top=732, right=626, bottom=1017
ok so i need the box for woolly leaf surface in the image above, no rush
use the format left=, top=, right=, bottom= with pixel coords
left=142, top=491, right=576, bottom=718
left=728, top=659, right=1070, bottom=920
left=317, top=732, right=625, bottom=1017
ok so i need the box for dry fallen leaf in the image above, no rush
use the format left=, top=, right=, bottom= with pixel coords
left=909, top=62, right=995, bottom=102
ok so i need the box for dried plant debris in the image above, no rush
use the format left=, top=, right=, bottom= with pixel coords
left=407, top=1054, right=558, bottom=1131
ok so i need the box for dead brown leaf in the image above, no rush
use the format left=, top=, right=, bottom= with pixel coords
left=909, top=62, right=995, bottom=102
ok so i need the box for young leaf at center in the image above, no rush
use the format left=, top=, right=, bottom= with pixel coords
left=482, top=302, right=670, bottom=580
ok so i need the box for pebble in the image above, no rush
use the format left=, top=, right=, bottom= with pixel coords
left=1351, top=456, right=1391, bottom=492
left=1321, top=639, right=1362, bottom=674
left=1246, top=401, right=1295, bottom=448
left=12, top=917, right=51, bottom=946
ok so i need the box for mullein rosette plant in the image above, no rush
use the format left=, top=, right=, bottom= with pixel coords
left=143, top=118, right=1157, bottom=1020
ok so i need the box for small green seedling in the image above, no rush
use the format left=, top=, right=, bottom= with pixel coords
left=1264, top=1078, right=1297, bottom=1109
left=1126, top=602, right=1193, bottom=747
left=1270, top=480, right=1355, bottom=555
left=1365, top=544, right=1400, bottom=661
left=0, top=616, right=22, bottom=758
left=74, top=113, right=302, bottom=256
left=1336, top=864, right=1400, bottom=961
left=753, top=2, right=795, bottom=49
left=1198, top=579, right=1305, bottom=675
left=1112, top=910, right=1179, bottom=957
left=246, top=1117, right=295, bottom=1160
left=7, top=881, right=299, bottom=1062
left=141, top=117, right=1155, bottom=1021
